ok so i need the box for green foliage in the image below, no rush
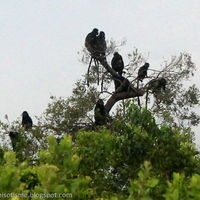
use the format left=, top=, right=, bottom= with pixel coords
left=76, top=130, right=115, bottom=172
left=128, top=161, right=159, bottom=200
left=0, top=110, right=199, bottom=199
left=0, top=99, right=199, bottom=199
left=0, top=136, right=91, bottom=200
left=76, top=130, right=116, bottom=198
left=36, top=135, right=92, bottom=199
left=163, top=172, right=200, bottom=200
left=128, top=162, right=200, bottom=200
left=0, top=152, right=21, bottom=193
left=73, top=104, right=200, bottom=199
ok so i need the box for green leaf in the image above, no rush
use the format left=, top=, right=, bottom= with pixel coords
left=147, top=179, right=159, bottom=188
left=173, top=189, right=179, bottom=200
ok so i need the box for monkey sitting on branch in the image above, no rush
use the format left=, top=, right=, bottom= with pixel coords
left=147, top=78, right=167, bottom=92
left=137, top=63, right=149, bottom=82
left=94, top=99, right=107, bottom=126
left=85, top=28, right=107, bottom=86
left=22, top=111, right=33, bottom=131
left=145, top=78, right=167, bottom=108
left=111, top=52, right=124, bottom=76
left=9, top=131, right=19, bottom=152
left=85, top=28, right=107, bottom=59
left=114, top=76, right=131, bottom=93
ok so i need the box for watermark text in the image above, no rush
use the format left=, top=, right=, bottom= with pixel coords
left=0, top=192, right=72, bottom=199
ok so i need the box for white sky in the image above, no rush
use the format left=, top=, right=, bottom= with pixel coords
left=0, top=0, right=200, bottom=144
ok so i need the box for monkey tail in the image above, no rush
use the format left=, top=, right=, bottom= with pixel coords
left=145, top=89, right=149, bottom=109
left=97, top=65, right=100, bottom=85
left=137, top=80, right=141, bottom=109
left=87, top=57, right=93, bottom=87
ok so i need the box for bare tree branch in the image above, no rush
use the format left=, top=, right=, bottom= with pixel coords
left=105, top=89, right=144, bottom=112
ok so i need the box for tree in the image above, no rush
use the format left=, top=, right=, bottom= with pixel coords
left=0, top=32, right=199, bottom=199
left=82, top=36, right=200, bottom=130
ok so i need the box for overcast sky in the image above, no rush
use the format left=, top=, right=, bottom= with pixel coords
left=0, top=1, right=200, bottom=144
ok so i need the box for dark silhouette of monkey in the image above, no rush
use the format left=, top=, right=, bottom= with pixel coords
left=114, top=76, right=130, bottom=93
left=111, top=52, right=124, bottom=76
left=94, top=99, right=106, bottom=126
left=22, top=111, right=33, bottom=131
left=85, top=29, right=107, bottom=58
left=145, top=78, right=167, bottom=109
left=85, top=29, right=106, bottom=87
left=148, top=78, right=167, bottom=93
left=9, top=132, right=19, bottom=151
left=137, top=63, right=149, bottom=107
left=85, top=28, right=99, bottom=54
left=96, top=31, right=106, bottom=56
left=138, top=63, right=149, bottom=82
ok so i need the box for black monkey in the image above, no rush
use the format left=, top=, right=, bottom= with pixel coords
left=111, top=52, right=124, bottom=76
left=114, top=75, right=130, bottom=92
left=94, top=99, right=106, bottom=126
left=9, top=132, right=19, bottom=151
left=85, top=29, right=106, bottom=87
left=138, top=63, right=149, bottom=82
left=146, top=78, right=167, bottom=109
left=96, top=31, right=107, bottom=56
left=85, top=28, right=99, bottom=54
left=22, top=111, right=33, bottom=131
left=147, top=78, right=167, bottom=92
